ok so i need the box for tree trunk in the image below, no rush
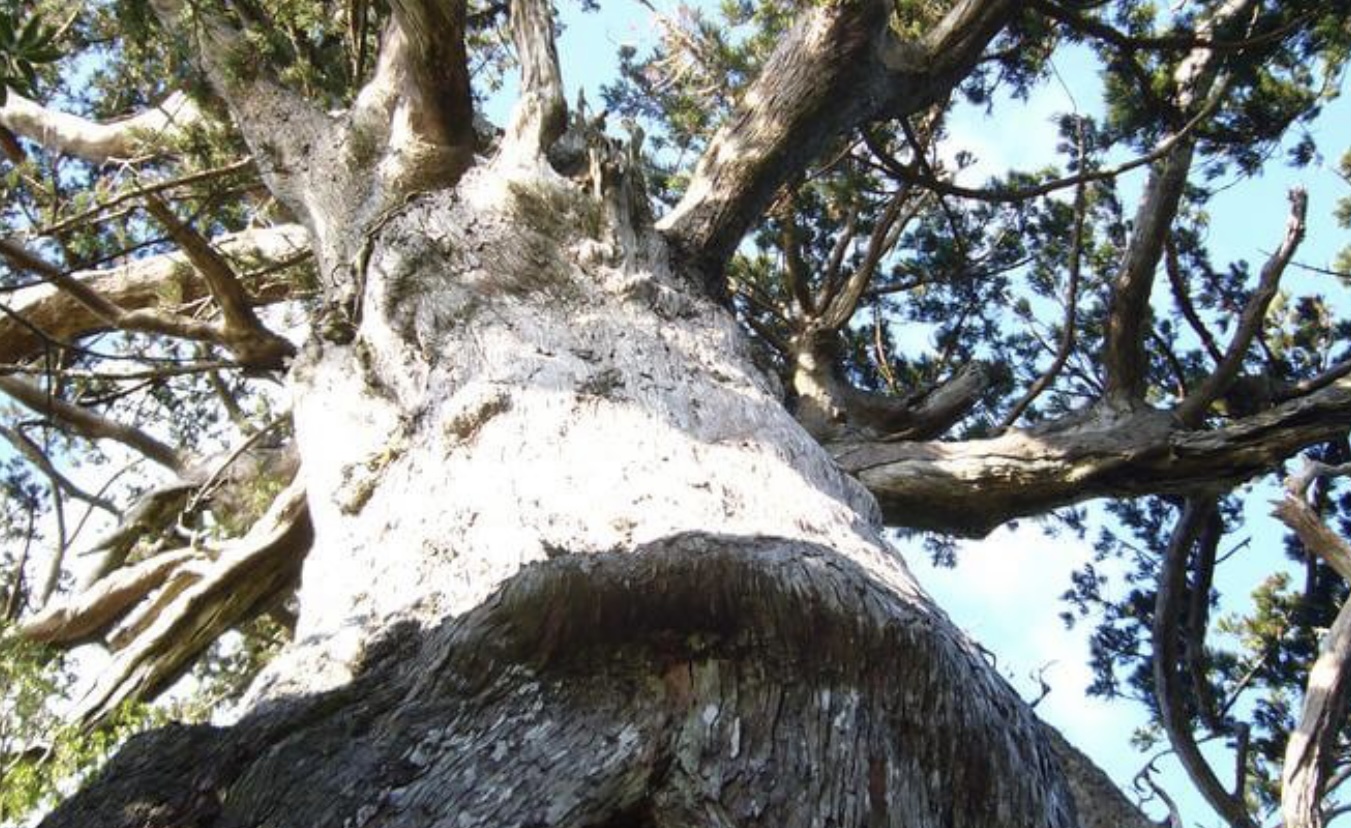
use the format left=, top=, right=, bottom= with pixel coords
left=36, top=160, right=1145, bottom=827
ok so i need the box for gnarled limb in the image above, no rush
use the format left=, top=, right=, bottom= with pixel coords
left=834, top=376, right=1351, bottom=536
left=73, top=480, right=311, bottom=725
left=657, top=0, right=1017, bottom=286
left=0, top=224, right=311, bottom=365
left=0, top=90, right=201, bottom=162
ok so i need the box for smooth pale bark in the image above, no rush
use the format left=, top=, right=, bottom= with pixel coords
left=0, top=90, right=202, bottom=161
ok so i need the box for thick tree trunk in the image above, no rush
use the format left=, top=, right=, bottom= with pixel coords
left=40, top=160, right=1144, bottom=827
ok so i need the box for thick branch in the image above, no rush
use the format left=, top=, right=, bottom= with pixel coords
left=1101, top=139, right=1195, bottom=404
left=657, top=0, right=1016, bottom=286
left=500, top=0, right=566, bottom=166
left=0, top=225, right=310, bottom=365
left=0, top=91, right=201, bottom=162
left=1102, top=0, right=1250, bottom=405
left=1176, top=188, right=1306, bottom=426
left=142, top=197, right=297, bottom=369
left=18, top=548, right=201, bottom=645
left=74, top=480, right=311, bottom=725
left=0, top=375, right=184, bottom=472
left=834, top=377, right=1351, bottom=536
left=1152, top=499, right=1254, bottom=828
left=148, top=0, right=330, bottom=212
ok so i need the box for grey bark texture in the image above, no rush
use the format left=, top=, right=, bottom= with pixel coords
left=30, top=2, right=1166, bottom=825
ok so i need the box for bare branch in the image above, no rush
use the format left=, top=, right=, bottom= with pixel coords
left=1101, top=140, right=1195, bottom=405
left=1165, top=235, right=1226, bottom=365
left=0, top=91, right=202, bottom=163
left=0, top=375, right=184, bottom=472
left=1177, top=188, right=1307, bottom=426
left=657, top=0, right=1017, bottom=287
left=348, top=2, right=477, bottom=188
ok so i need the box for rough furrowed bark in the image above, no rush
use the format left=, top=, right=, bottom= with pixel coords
left=41, top=535, right=1108, bottom=828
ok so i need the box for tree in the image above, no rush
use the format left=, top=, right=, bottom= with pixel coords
left=1, top=0, right=1350, bottom=825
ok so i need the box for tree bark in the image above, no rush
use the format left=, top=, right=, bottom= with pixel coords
left=37, top=151, right=1151, bottom=826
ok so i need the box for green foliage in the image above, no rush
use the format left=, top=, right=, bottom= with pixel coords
left=0, top=8, right=63, bottom=105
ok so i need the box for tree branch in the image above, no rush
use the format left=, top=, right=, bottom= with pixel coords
left=1176, top=188, right=1307, bottom=426
left=1101, top=0, right=1252, bottom=405
left=148, top=0, right=330, bottom=213
left=0, top=224, right=310, bottom=365
left=657, top=0, right=1017, bottom=288
left=834, top=376, right=1351, bottom=536
left=73, top=480, right=311, bottom=725
left=0, top=424, right=119, bottom=517
left=0, top=90, right=202, bottom=162
left=1152, top=498, right=1254, bottom=828
left=142, top=196, right=297, bottom=369
left=1277, top=458, right=1351, bottom=828
left=500, top=0, right=566, bottom=167
left=0, top=375, right=184, bottom=472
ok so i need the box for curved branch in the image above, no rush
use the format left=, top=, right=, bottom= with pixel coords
left=142, top=197, right=297, bottom=369
left=0, top=90, right=202, bottom=162
left=74, top=480, right=311, bottom=725
left=1176, top=188, right=1306, bottom=425
left=834, top=377, right=1351, bottom=536
left=657, top=0, right=1017, bottom=287
left=18, top=548, right=201, bottom=645
left=1152, top=498, right=1254, bottom=828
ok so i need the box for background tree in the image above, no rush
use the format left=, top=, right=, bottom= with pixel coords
left=0, top=0, right=1350, bottom=826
